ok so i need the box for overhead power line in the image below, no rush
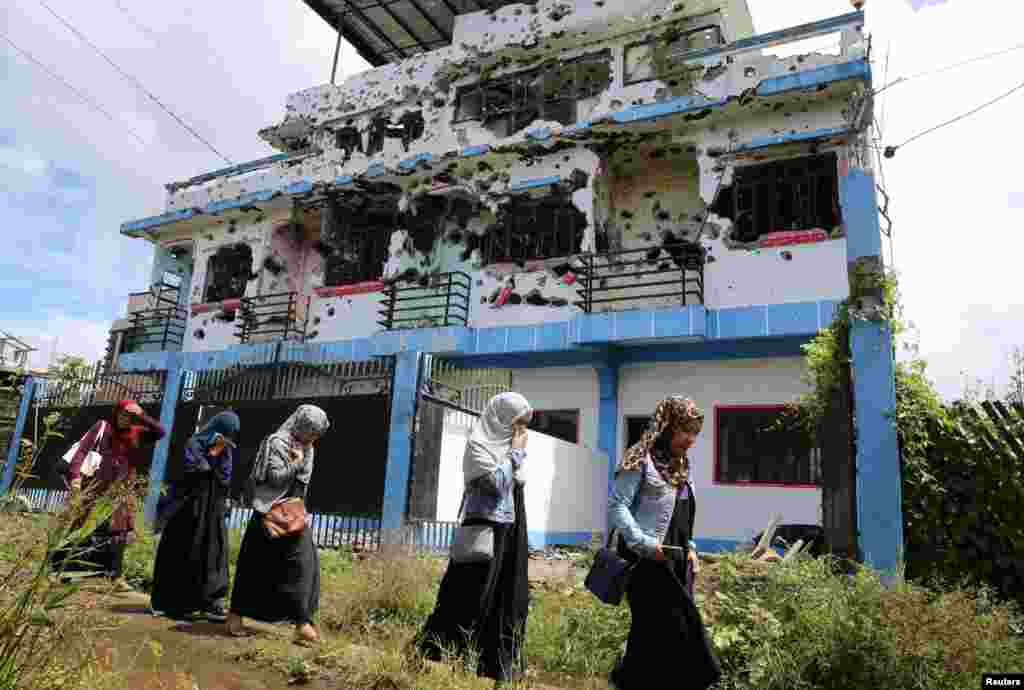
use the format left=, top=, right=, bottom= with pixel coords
left=37, top=0, right=234, bottom=165
left=1, top=32, right=147, bottom=147
left=112, top=0, right=163, bottom=46
left=884, top=78, right=1024, bottom=157
left=874, top=40, right=1024, bottom=96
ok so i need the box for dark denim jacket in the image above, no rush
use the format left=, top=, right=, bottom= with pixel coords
left=463, top=448, right=526, bottom=524
left=608, top=456, right=696, bottom=559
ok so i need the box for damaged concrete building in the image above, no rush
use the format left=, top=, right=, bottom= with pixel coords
left=62, top=0, right=898, bottom=567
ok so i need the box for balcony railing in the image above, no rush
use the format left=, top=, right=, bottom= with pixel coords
left=236, top=292, right=309, bottom=344
left=125, top=306, right=187, bottom=352
left=378, top=272, right=471, bottom=331
left=573, top=244, right=706, bottom=314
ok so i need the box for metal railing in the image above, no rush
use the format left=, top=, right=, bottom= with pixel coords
left=235, top=292, right=309, bottom=344
left=573, top=244, right=706, bottom=313
left=125, top=306, right=187, bottom=352
left=378, top=271, right=471, bottom=331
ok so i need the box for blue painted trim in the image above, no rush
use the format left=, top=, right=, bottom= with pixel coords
left=612, top=95, right=728, bottom=124
left=461, top=144, right=491, bottom=157
left=382, top=350, right=419, bottom=530
left=120, top=208, right=198, bottom=235
left=596, top=363, right=619, bottom=490
left=0, top=377, right=35, bottom=495
left=734, top=126, right=851, bottom=153
left=165, top=152, right=297, bottom=192
left=143, top=364, right=184, bottom=524
left=335, top=175, right=355, bottom=186
left=509, top=175, right=561, bottom=192
left=527, top=530, right=598, bottom=549
left=365, top=163, right=388, bottom=178
left=205, top=189, right=277, bottom=215
left=526, top=127, right=553, bottom=141
left=757, top=60, right=870, bottom=97
left=398, top=153, right=435, bottom=170
left=850, top=320, right=902, bottom=576
left=285, top=179, right=313, bottom=195
left=840, top=167, right=883, bottom=260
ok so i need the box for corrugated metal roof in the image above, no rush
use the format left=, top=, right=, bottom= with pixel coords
left=302, top=0, right=522, bottom=66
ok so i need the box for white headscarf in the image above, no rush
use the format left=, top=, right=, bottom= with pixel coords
left=463, top=392, right=533, bottom=484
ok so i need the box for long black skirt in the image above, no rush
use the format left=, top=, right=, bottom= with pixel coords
left=50, top=521, right=126, bottom=578
left=150, top=478, right=230, bottom=616
left=229, top=512, right=320, bottom=625
left=611, top=560, right=721, bottom=690
left=415, top=484, right=530, bottom=681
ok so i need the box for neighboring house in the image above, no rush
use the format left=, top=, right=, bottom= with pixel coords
left=0, top=333, right=38, bottom=475
left=75, top=1, right=897, bottom=562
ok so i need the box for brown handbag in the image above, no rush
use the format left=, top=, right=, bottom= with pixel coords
left=262, top=497, right=308, bottom=539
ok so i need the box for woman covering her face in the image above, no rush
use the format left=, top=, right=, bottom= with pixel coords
left=226, top=404, right=329, bottom=645
left=606, top=396, right=721, bottom=690
left=150, top=410, right=240, bottom=622
left=57, top=399, right=166, bottom=591
left=413, top=392, right=533, bottom=688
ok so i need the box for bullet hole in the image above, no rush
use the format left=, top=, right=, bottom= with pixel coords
left=327, top=307, right=336, bottom=317
left=263, top=256, right=285, bottom=276
left=508, top=292, right=523, bottom=305
left=781, top=251, right=793, bottom=261
left=639, top=232, right=653, bottom=242
left=706, top=255, right=716, bottom=263
left=744, top=66, right=757, bottom=78
left=194, top=329, right=206, bottom=340
left=549, top=297, right=568, bottom=307
left=646, top=247, right=662, bottom=262
left=525, top=290, right=549, bottom=306
left=620, top=210, right=634, bottom=220
left=214, top=310, right=236, bottom=323
left=656, top=209, right=671, bottom=221
left=313, top=316, right=322, bottom=325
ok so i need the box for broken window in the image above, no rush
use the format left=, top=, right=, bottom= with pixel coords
left=528, top=409, right=580, bottom=445
left=482, top=195, right=587, bottom=264
left=712, top=153, right=841, bottom=244
left=716, top=406, right=821, bottom=486
left=454, top=52, right=612, bottom=135
left=323, top=223, right=392, bottom=286
left=624, top=24, right=724, bottom=84
left=203, top=244, right=253, bottom=303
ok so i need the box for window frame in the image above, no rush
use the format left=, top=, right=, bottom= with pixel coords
left=623, top=24, right=725, bottom=86
left=202, top=245, right=253, bottom=304
left=713, top=404, right=821, bottom=488
left=452, top=51, right=612, bottom=129
left=480, top=194, right=586, bottom=265
left=322, top=225, right=392, bottom=288
left=528, top=409, right=581, bottom=445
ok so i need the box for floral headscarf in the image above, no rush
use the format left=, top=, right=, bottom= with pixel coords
left=618, top=396, right=704, bottom=486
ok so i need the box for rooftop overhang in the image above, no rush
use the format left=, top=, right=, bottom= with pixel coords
left=301, top=0, right=523, bottom=67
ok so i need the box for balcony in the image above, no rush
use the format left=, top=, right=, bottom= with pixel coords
left=236, top=292, right=309, bottom=344
left=124, top=306, right=188, bottom=353
left=378, top=272, right=471, bottom=331
left=574, top=244, right=706, bottom=314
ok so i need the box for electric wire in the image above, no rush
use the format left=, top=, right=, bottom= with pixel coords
left=1, top=32, right=148, bottom=147
left=887, top=78, right=1024, bottom=154
left=111, top=0, right=162, bottom=46
left=36, top=0, right=233, bottom=165
left=874, top=40, right=1024, bottom=96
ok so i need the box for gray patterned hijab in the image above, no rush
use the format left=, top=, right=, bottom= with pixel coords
left=250, top=404, right=330, bottom=485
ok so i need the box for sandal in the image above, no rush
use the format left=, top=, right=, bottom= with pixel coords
left=226, top=614, right=251, bottom=637
left=294, top=623, right=320, bottom=646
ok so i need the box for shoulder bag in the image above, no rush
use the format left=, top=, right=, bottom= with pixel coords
left=450, top=490, right=494, bottom=564
left=584, top=528, right=638, bottom=605
left=59, top=421, right=107, bottom=479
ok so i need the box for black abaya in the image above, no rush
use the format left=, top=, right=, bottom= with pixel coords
left=611, top=485, right=720, bottom=690
left=229, top=511, right=320, bottom=625
left=416, top=483, right=530, bottom=682
left=150, top=471, right=230, bottom=616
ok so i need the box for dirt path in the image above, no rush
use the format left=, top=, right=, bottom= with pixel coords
left=80, top=588, right=328, bottom=690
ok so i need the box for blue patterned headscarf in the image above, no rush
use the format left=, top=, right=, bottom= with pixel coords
left=184, top=410, right=240, bottom=486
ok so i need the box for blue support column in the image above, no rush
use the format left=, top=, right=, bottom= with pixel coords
left=1, top=376, right=35, bottom=496
left=382, top=350, right=420, bottom=530
left=143, top=363, right=184, bottom=524
left=841, top=162, right=903, bottom=579
left=596, top=362, right=620, bottom=494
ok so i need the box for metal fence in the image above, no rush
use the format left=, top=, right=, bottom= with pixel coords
left=379, top=271, right=471, bottom=330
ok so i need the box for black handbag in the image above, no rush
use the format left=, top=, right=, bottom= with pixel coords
left=584, top=528, right=638, bottom=606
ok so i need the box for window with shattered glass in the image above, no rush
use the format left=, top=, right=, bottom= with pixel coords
left=454, top=53, right=611, bottom=133
left=624, top=24, right=724, bottom=84
left=482, top=196, right=586, bottom=264
left=203, top=244, right=253, bottom=303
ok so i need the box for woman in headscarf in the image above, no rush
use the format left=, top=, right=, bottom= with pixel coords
left=606, top=396, right=720, bottom=690
left=61, top=399, right=166, bottom=591
left=150, top=410, right=240, bottom=621
left=413, top=392, right=533, bottom=688
left=226, top=404, right=329, bottom=644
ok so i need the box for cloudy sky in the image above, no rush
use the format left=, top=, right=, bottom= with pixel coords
left=1, top=0, right=1020, bottom=399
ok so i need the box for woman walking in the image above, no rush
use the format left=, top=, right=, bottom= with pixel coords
left=414, top=392, right=533, bottom=687
left=226, top=404, right=329, bottom=644
left=607, top=396, right=720, bottom=690
left=62, top=399, right=166, bottom=591
left=150, top=411, right=240, bottom=621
